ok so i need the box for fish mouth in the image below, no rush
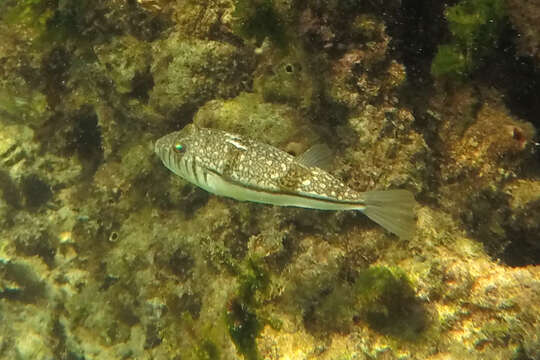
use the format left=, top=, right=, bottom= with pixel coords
left=154, top=136, right=174, bottom=171
left=154, top=134, right=170, bottom=154
left=154, top=138, right=164, bottom=155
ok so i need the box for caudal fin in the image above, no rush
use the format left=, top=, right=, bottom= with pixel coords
left=360, top=190, right=417, bottom=240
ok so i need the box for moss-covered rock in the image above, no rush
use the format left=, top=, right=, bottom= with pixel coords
left=307, top=266, right=425, bottom=338
left=0, top=87, right=50, bottom=127
left=94, top=36, right=152, bottom=95
left=253, top=50, right=319, bottom=110
left=231, top=0, right=291, bottom=48
left=193, top=92, right=317, bottom=148
left=225, top=260, right=269, bottom=360
left=149, top=34, right=254, bottom=119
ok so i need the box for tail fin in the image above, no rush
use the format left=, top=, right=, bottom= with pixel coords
left=360, top=190, right=417, bottom=240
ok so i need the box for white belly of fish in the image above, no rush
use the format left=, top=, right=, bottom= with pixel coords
left=201, top=170, right=365, bottom=211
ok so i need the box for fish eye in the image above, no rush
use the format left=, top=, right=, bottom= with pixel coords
left=174, top=143, right=185, bottom=153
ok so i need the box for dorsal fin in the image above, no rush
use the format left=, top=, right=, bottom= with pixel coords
left=296, top=144, right=333, bottom=170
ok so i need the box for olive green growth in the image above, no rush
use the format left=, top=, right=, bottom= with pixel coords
left=354, top=267, right=417, bottom=331
left=254, top=59, right=315, bottom=108
left=237, top=259, right=270, bottom=306
left=431, top=0, right=506, bottom=78
left=310, top=266, right=426, bottom=339
left=225, top=299, right=261, bottom=360
left=195, top=340, right=220, bottom=360
left=431, top=44, right=469, bottom=78
left=225, top=260, right=269, bottom=360
left=232, top=0, right=288, bottom=47
left=3, top=0, right=54, bottom=39
left=3, top=0, right=100, bottom=45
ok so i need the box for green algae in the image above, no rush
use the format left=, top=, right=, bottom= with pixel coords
left=226, top=299, right=261, bottom=360
left=225, top=260, right=269, bottom=360
left=431, top=0, right=506, bottom=78
left=3, top=0, right=54, bottom=38
left=237, top=260, right=270, bottom=305
left=354, top=267, right=422, bottom=335
left=0, top=88, right=50, bottom=126
left=431, top=44, right=469, bottom=78
left=3, top=0, right=87, bottom=46
left=195, top=339, right=220, bottom=360
left=309, top=266, right=426, bottom=339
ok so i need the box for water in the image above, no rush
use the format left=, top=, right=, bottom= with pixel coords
left=0, top=1, right=539, bottom=359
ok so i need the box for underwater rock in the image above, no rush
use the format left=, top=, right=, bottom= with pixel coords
left=149, top=33, right=254, bottom=120
left=0, top=123, right=82, bottom=209
left=0, top=87, right=50, bottom=127
left=340, top=104, right=429, bottom=194
left=325, top=26, right=397, bottom=110
left=14, top=331, right=54, bottom=360
left=507, top=0, right=540, bottom=64
left=173, top=0, right=235, bottom=39
left=94, top=35, right=152, bottom=95
left=0, top=125, right=36, bottom=176
left=441, top=102, right=535, bottom=185
left=431, top=93, right=538, bottom=264
left=255, top=206, right=540, bottom=359
left=193, top=92, right=318, bottom=148
left=253, top=49, right=319, bottom=110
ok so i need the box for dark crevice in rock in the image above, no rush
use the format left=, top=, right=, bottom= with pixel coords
left=21, top=174, right=53, bottom=208
left=144, top=323, right=162, bottom=349
left=476, top=27, right=540, bottom=133
left=42, top=46, right=71, bottom=109
left=168, top=293, right=202, bottom=319
left=129, top=67, right=154, bottom=103
left=387, top=0, right=450, bottom=89
left=501, top=199, right=540, bottom=267
left=70, top=106, right=104, bottom=177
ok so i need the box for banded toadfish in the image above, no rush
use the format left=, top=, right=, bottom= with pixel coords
left=155, top=124, right=416, bottom=239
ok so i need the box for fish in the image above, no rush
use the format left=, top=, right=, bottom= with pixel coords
left=154, top=124, right=416, bottom=239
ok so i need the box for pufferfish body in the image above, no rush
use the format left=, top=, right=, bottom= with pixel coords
left=155, top=124, right=416, bottom=239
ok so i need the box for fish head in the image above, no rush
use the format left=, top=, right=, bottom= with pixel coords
left=154, top=124, right=199, bottom=176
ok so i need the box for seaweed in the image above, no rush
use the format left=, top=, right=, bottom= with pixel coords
left=431, top=0, right=506, bottom=78
left=225, top=259, right=269, bottom=360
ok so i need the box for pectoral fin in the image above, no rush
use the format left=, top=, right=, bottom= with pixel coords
left=296, top=143, right=333, bottom=170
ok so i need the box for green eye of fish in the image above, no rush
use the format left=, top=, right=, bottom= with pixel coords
left=174, top=144, right=184, bottom=152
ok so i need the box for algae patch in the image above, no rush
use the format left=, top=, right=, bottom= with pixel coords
left=225, top=260, right=269, bottom=360
left=431, top=0, right=507, bottom=78
left=307, top=266, right=427, bottom=339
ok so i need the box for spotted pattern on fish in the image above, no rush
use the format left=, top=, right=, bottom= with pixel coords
left=154, top=125, right=365, bottom=204
left=155, top=124, right=418, bottom=239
